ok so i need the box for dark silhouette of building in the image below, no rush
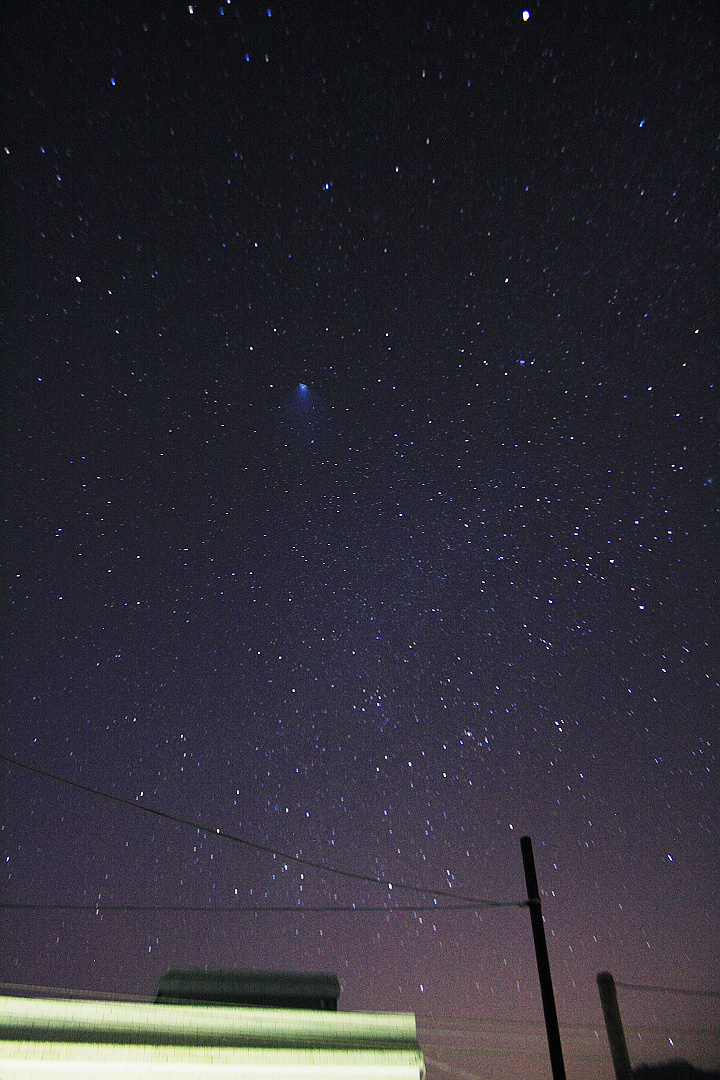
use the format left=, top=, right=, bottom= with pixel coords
left=154, top=968, right=340, bottom=1010
left=633, top=1061, right=720, bottom=1080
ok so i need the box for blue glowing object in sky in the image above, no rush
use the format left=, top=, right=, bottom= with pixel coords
left=522, top=9, right=531, bottom=20
left=298, top=382, right=308, bottom=393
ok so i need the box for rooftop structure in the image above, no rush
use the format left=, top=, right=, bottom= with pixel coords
left=154, top=968, right=341, bottom=1010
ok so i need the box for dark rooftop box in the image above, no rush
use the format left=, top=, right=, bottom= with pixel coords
left=154, top=969, right=341, bottom=1011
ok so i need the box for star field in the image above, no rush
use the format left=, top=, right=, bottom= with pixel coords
left=1, top=2, right=718, bottom=1077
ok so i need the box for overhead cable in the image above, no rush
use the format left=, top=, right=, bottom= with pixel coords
left=0, top=753, right=526, bottom=907
left=0, top=902, right=519, bottom=913
left=615, top=981, right=720, bottom=999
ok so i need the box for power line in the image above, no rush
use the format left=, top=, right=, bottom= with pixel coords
left=0, top=753, right=526, bottom=908
left=0, top=902, right=512, bottom=913
left=0, top=981, right=154, bottom=1003
left=1, top=983, right=714, bottom=1039
left=615, top=981, right=720, bottom=999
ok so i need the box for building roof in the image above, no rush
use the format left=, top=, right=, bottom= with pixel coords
left=0, top=993, right=426, bottom=1078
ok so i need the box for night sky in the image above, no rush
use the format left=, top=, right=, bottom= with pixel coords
left=1, top=1, right=718, bottom=1077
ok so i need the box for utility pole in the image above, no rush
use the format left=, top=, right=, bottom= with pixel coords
left=596, top=971, right=632, bottom=1080
left=520, top=835, right=567, bottom=1080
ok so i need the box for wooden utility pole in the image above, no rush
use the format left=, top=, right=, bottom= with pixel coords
left=520, top=835, right=567, bottom=1080
left=597, top=971, right=633, bottom=1080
